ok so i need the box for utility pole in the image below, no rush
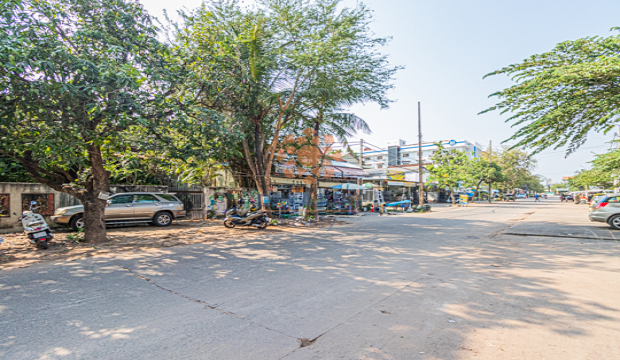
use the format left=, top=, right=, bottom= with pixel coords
left=488, top=140, right=492, bottom=204
left=358, top=139, right=364, bottom=173
left=418, top=102, right=424, bottom=207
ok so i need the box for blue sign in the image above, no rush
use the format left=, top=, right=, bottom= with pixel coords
left=448, top=140, right=457, bottom=146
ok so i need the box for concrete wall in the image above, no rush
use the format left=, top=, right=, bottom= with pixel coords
left=0, top=182, right=80, bottom=233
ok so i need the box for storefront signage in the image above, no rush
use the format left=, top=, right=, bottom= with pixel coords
left=271, top=177, right=308, bottom=186
left=386, top=181, right=416, bottom=187
left=386, top=170, right=405, bottom=181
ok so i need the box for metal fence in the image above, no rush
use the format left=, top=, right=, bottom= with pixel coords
left=168, top=182, right=204, bottom=220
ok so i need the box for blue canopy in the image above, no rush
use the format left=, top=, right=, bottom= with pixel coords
left=331, top=183, right=366, bottom=190
left=386, top=200, right=411, bottom=207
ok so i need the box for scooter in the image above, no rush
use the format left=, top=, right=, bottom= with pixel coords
left=18, top=201, right=54, bottom=249
left=223, top=199, right=270, bottom=229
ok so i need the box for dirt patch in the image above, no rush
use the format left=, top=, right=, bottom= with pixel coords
left=0, top=220, right=301, bottom=270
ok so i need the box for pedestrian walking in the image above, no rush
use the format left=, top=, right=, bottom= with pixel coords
left=534, top=193, right=540, bottom=202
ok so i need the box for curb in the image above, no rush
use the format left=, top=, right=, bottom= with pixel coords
left=501, top=232, right=620, bottom=241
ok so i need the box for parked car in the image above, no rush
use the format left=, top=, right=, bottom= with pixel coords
left=516, top=193, right=527, bottom=199
left=561, top=193, right=574, bottom=202
left=502, top=193, right=516, bottom=201
left=52, top=192, right=186, bottom=230
left=588, top=194, right=620, bottom=230
left=589, top=193, right=607, bottom=212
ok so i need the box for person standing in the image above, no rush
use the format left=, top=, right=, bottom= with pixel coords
left=534, top=193, right=540, bottom=202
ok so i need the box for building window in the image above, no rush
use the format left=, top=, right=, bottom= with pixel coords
left=402, top=161, right=410, bottom=165
left=0, top=194, right=9, bottom=217
left=402, top=153, right=409, bottom=158
left=22, top=194, right=55, bottom=216
left=377, top=164, right=383, bottom=169
left=376, top=156, right=383, bottom=160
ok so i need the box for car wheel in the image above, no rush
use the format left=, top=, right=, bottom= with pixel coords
left=608, top=215, right=620, bottom=230
left=153, top=212, right=173, bottom=227
left=70, top=215, right=84, bottom=231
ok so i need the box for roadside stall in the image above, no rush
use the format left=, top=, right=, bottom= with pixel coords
left=330, top=183, right=366, bottom=214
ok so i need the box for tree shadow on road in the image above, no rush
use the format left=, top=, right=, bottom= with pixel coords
left=2, top=208, right=620, bottom=359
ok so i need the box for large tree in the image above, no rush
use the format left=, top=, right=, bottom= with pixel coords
left=178, top=0, right=398, bottom=210
left=0, top=0, right=198, bottom=242
left=482, top=28, right=620, bottom=154
left=467, top=157, right=505, bottom=202
left=493, top=147, right=539, bottom=192
left=568, top=149, right=620, bottom=190
left=426, top=144, right=472, bottom=205
left=0, top=156, right=34, bottom=183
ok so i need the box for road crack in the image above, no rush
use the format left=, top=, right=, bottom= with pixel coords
left=115, top=260, right=296, bottom=340
left=279, top=278, right=425, bottom=359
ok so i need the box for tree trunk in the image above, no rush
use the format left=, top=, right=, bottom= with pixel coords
left=307, top=121, right=320, bottom=220
left=82, top=192, right=107, bottom=243
left=450, top=187, right=456, bottom=206
left=308, top=180, right=318, bottom=220
left=83, top=143, right=110, bottom=243
left=474, top=180, right=483, bottom=203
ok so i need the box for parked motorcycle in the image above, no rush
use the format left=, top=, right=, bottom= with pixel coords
left=18, top=201, right=54, bottom=249
left=223, top=199, right=270, bottom=229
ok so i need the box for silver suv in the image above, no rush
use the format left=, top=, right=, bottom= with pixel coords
left=588, top=193, right=620, bottom=230
left=52, top=192, right=186, bottom=230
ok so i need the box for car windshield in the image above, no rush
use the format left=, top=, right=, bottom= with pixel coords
left=156, top=194, right=180, bottom=202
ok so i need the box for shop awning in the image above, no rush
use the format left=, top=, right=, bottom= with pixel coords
left=270, top=177, right=357, bottom=189
left=325, top=165, right=366, bottom=178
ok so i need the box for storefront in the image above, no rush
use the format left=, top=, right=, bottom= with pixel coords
left=362, top=168, right=422, bottom=204
left=269, top=161, right=367, bottom=216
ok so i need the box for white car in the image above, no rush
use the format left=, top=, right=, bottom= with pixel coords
left=516, top=193, right=527, bottom=199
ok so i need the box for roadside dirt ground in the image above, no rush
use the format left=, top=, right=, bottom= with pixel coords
left=0, top=220, right=301, bottom=270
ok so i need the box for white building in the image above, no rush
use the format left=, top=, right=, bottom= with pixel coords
left=363, top=139, right=483, bottom=169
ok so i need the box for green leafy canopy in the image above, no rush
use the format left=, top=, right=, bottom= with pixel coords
left=482, top=27, right=620, bottom=155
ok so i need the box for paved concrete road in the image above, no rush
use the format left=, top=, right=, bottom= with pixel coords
left=2, top=200, right=620, bottom=359
left=503, top=200, right=620, bottom=240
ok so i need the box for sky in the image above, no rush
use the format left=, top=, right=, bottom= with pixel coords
left=139, top=0, right=620, bottom=183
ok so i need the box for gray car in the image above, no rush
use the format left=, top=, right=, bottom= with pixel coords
left=588, top=193, right=620, bottom=230
left=52, top=192, right=186, bottom=230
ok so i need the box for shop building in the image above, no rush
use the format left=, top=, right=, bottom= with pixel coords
left=270, top=161, right=366, bottom=214
left=363, top=139, right=482, bottom=169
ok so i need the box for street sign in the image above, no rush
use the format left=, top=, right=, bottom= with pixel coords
left=98, top=191, right=111, bottom=201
